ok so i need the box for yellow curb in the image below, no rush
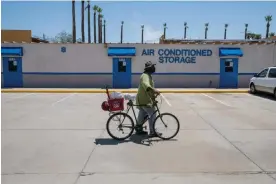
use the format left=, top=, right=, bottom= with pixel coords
left=1, top=89, right=249, bottom=93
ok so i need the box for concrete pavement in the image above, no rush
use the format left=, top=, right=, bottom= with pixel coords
left=1, top=92, right=276, bottom=184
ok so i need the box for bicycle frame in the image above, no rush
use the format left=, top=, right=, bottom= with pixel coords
left=124, top=100, right=161, bottom=126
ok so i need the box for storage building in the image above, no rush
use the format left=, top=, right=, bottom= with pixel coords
left=1, top=41, right=276, bottom=88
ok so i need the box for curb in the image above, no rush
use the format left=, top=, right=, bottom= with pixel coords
left=1, top=89, right=250, bottom=93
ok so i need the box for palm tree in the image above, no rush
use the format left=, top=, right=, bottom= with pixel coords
left=81, top=0, right=85, bottom=42
left=224, top=24, right=228, bottom=39
left=97, top=7, right=102, bottom=43
left=141, top=25, right=144, bottom=43
left=163, top=23, right=167, bottom=39
left=93, top=5, right=98, bottom=43
left=72, top=0, right=76, bottom=43
left=85, top=0, right=91, bottom=43
left=184, top=22, right=188, bottom=39
left=120, top=21, right=124, bottom=43
left=100, top=14, right=104, bottom=43
left=265, top=15, right=272, bottom=38
left=103, top=20, right=106, bottom=43
left=244, top=23, right=248, bottom=39
left=204, top=23, right=209, bottom=39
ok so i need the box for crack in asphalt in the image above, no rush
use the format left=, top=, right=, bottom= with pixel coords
left=73, top=129, right=106, bottom=184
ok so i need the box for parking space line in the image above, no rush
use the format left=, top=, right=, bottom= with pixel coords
left=201, top=93, right=231, bottom=107
left=51, top=93, right=76, bottom=106
left=161, top=93, right=172, bottom=107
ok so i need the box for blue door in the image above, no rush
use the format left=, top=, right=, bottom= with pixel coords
left=112, top=58, right=131, bottom=88
left=219, top=58, right=238, bottom=88
left=2, top=57, right=23, bottom=87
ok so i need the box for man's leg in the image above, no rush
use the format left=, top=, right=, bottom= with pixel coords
left=135, top=107, right=148, bottom=134
left=143, top=106, right=157, bottom=135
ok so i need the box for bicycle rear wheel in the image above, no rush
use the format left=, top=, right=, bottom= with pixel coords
left=153, top=112, right=180, bottom=140
left=106, top=112, right=135, bottom=140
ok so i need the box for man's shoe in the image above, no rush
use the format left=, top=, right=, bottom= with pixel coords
left=135, top=126, right=148, bottom=135
left=135, top=130, right=148, bottom=135
left=148, top=132, right=162, bottom=138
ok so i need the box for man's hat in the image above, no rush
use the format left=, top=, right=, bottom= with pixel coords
left=145, top=61, right=156, bottom=69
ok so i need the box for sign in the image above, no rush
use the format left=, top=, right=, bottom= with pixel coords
left=141, top=49, right=213, bottom=64
left=61, top=46, right=66, bottom=53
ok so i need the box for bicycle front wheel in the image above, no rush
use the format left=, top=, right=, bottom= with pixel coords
left=153, top=112, right=180, bottom=140
left=106, top=112, right=135, bottom=140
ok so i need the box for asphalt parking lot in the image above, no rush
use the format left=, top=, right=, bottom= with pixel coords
left=1, top=92, right=276, bottom=184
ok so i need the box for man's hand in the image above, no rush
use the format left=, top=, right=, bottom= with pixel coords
left=153, top=89, right=160, bottom=95
left=146, top=88, right=160, bottom=99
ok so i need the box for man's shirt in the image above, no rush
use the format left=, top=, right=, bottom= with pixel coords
left=136, top=73, right=155, bottom=107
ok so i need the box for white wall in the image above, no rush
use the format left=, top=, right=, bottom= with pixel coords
left=238, top=44, right=275, bottom=73
left=1, top=57, right=3, bottom=87
left=2, top=43, right=112, bottom=73
left=274, top=44, right=276, bottom=66
left=131, top=44, right=276, bottom=74
left=1, top=43, right=276, bottom=74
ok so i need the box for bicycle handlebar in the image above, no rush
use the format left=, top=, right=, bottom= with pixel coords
left=150, top=92, right=161, bottom=105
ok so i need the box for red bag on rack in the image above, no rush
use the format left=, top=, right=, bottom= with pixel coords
left=108, top=98, right=124, bottom=111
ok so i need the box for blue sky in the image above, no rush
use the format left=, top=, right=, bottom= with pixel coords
left=1, top=1, right=276, bottom=43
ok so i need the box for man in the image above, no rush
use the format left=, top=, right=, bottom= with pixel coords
left=135, top=61, right=160, bottom=137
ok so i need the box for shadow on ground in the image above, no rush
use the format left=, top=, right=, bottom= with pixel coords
left=250, top=92, right=276, bottom=101
left=95, top=134, right=177, bottom=147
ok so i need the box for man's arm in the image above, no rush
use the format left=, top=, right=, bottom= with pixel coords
left=141, top=75, right=160, bottom=95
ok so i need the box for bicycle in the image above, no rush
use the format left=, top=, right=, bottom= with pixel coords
left=101, top=85, right=180, bottom=141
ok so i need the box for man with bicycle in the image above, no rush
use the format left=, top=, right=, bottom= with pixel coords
left=135, top=61, right=160, bottom=137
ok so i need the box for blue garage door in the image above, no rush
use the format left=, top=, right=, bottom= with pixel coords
left=219, top=58, right=238, bottom=88
left=2, top=57, right=23, bottom=87
left=112, top=58, right=131, bottom=88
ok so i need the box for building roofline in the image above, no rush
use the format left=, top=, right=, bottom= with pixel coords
left=162, top=38, right=276, bottom=42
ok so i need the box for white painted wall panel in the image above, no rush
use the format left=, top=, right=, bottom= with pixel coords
left=273, top=44, right=276, bottom=66
left=238, top=44, right=275, bottom=73
left=132, top=44, right=276, bottom=74
left=2, top=43, right=112, bottom=73
left=1, top=43, right=276, bottom=75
